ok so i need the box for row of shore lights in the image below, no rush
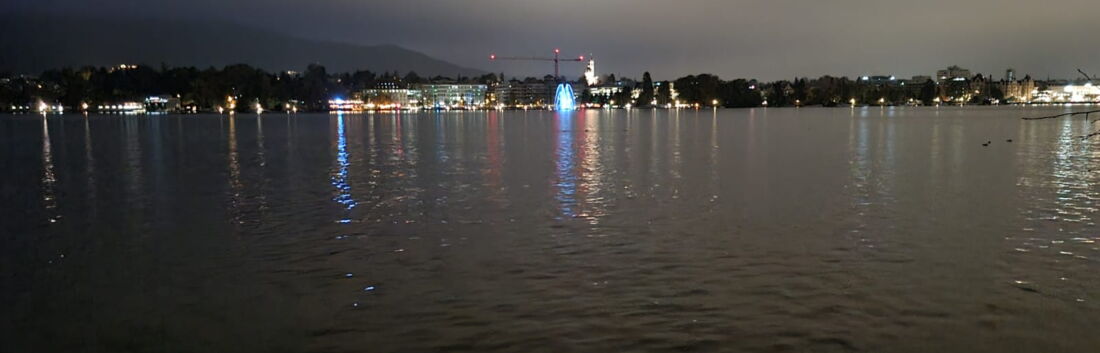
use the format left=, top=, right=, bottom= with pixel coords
left=24, top=96, right=278, bottom=114
left=215, top=96, right=298, bottom=114
left=24, top=97, right=945, bottom=114
left=20, top=99, right=889, bottom=113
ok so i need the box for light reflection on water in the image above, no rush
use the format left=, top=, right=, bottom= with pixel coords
left=82, top=116, right=96, bottom=212
left=39, top=115, right=58, bottom=223
left=331, top=114, right=356, bottom=219
left=4, top=107, right=1100, bottom=352
left=226, top=115, right=244, bottom=225
left=553, top=112, right=578, bottom=219
left=1008, top=112, right=1100, bottom=305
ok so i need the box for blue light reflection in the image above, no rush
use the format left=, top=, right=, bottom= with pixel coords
left=332, top=114, right=358, bottom=216
left=555, top=112, right=577, bottom=218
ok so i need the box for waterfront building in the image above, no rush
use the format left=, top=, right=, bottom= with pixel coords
left=939, top=78, right=973, bottom=103
left=997, top=75, right=1035, bottom=103
left=937, top=65, right=971, bottom=82
left=968, top=74, right=1003, bottom=102
left=1062, top=83, right=1100, bottom=102
left=363, top=82, right=422, bottom=108
left=860, top=75, right=901, bottom=87
left=144, top=96, right=181, bottom=112
left=1032, top=83, right=1100, bottom=103
left=584, top=79, right=636, bottom=106
left=97, top=102, right=145, bottom=113
left=494, top=80, right=551, bottom=107
left=416, top=83, right=488, bottom=108
left=588, top=85, right=624, bottom=97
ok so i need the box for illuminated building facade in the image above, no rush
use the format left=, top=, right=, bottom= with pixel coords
left=363, top=82, right=421, bottom=108
left=416, top=84, right=488, bottom=108
left=997, top=76, right=1036, bottom=103
left=859, top=75, right=901, bottom=86
left=587, top=86, right=624, bottom=97
left=144, top=96, right=181, bottom=112
left=328, top=98, right=366, bottom=111
left=97, top=102, right=145, bottom=113
left=494, top=81, right=551, bottom=107
left=1033, top=83, right=1100, bottom=103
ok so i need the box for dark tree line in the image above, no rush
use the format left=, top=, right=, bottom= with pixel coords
left=583, top=73, right=949, bottom=108
left=586, top=71, right=1020, bottom=108
left=3, top=63, right=1014, bottom=112
left=1, top=64, right=502, bottom=111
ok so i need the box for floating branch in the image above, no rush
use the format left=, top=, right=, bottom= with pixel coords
left=1022, top=109, right=1100, bottom=121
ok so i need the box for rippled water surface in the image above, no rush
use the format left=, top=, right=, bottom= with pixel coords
left=3, top=107, right=1100, bottom=352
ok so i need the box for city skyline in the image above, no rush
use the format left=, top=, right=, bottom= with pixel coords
left=3, top=0, right=1099, bottom=81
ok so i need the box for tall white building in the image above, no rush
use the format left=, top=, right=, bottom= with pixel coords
left=584, top=59, right=599, bottom=86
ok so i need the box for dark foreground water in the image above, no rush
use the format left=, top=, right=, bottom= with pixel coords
left=2, top=107, right=1100, bottom=352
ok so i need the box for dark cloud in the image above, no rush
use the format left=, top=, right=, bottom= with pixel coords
left=5, top=0, right=1099, bottom=80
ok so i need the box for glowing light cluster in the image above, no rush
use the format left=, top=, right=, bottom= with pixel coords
left=328, top=98, right=366, bottom=111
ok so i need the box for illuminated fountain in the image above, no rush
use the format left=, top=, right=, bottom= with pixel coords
left=555, top=83, right=576, bottom=111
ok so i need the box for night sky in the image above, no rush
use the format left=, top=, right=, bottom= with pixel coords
left=5, top=0, right=1099, bottom=80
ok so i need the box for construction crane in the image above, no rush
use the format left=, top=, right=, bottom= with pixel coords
left=489, top=49, right=586, bottom=80
left=1077, top=68, right=1094, bottom=83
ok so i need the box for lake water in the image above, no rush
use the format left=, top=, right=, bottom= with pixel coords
left=3, top=107, right=1100, bottom=352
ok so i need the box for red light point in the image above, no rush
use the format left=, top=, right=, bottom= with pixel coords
left=489, top=54, right=496, bottom=60
left=554, top=48, right=560, bottom=54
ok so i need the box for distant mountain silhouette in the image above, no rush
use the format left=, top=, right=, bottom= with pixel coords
left=0, top=14, right=484, bottom=76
